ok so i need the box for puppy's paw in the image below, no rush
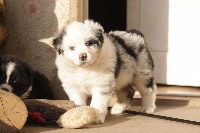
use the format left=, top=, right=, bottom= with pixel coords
left=92, top=112, right=107, bottom=124
left=111, top=103, right=125, bottom=114
left=140, top=95, right=156, bottom=113
left=140, top=105, right=156, bottom=113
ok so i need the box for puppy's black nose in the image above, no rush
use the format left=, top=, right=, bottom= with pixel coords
left=79, top=53, right=87, bottom=61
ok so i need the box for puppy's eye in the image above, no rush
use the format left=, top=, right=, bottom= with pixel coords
left=11, top=80, right=17, bottom=84
left=86, top=40, right=99, bottom=47
left=86, top=41, right=93, bottom=46
left=69, top=46, right=75, bottom=51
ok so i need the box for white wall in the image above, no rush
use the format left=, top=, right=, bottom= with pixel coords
left=128, top=0, right=200, bottom=86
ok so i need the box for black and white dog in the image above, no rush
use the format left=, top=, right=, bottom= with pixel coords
left=52, top=20, right=157, bottom=123
left=0, top=55, right=53, bottom=99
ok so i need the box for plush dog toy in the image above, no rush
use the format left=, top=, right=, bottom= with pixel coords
left=57, top=106, right=99, bottom=128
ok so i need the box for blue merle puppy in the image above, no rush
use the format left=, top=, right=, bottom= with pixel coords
left=52, top=20, right=157, bottom=124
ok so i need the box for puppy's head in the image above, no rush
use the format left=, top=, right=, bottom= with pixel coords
left=0, top=56, right=34, bottom=98
left=52, top=19, right=104, bottom=66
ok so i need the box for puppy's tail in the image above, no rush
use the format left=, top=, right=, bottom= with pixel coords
left=109, top=29, right=145, bottom=48
left=127, top=29, right=145, bottom=38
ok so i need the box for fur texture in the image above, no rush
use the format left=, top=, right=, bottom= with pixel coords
left=53, top=20, right=157, bottom=123
left=0, top=55, right=53, bottom=99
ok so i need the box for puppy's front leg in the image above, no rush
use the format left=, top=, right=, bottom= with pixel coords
left=64, top=87, right=88, bottom=106
left=90, top=89, right=112, bottom=124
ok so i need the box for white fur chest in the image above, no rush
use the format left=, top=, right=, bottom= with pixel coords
left=55, top=55, right=115, bottom=94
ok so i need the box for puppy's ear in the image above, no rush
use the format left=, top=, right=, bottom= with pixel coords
left=94, top=28, right=104, bottom=44
left=84, top=19, right=104, bottom=44
left=52, top=29, right=65, bottom=55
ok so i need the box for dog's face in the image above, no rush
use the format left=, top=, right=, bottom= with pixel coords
left=53, top=20, right=104, bottom=66
left=0, top=56, right=34, bottom=97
